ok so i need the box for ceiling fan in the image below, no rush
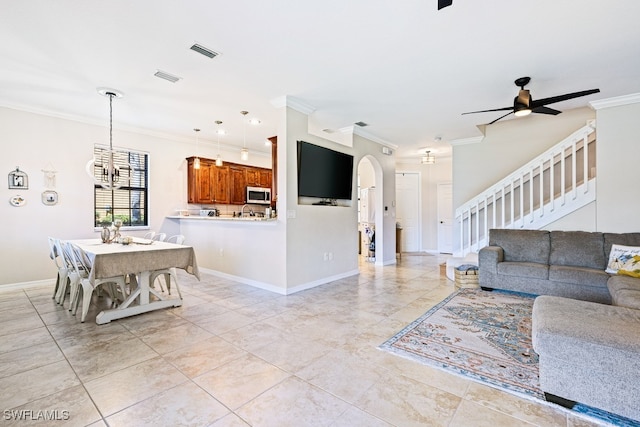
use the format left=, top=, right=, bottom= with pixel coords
left=462, top=77, right=600, bottom=125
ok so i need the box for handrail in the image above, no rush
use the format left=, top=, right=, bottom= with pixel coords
left=455, top=121, right=596, bottom=256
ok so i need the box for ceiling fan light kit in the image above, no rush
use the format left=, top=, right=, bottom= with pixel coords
left=462, top=76, right=600, bottom=125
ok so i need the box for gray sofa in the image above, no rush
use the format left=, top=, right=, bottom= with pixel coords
left=479, top=229, right=640, bottom=422
left=478, top=229, right=640, bottom=304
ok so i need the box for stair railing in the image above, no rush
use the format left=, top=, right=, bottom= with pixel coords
left=455, top=121, right=596, bottom=257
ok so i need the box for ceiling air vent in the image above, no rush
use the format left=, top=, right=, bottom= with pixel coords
left=190, top=43, right=219, bottom=59
left=354, top=121, right=368, bottom=127
left=154, top=70, right=181, bottom=83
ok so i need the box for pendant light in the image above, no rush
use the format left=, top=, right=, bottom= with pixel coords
left=240, top=110, right=249, bottom=161
left=215, top=120, right=223, bottom=167
left=86, top=88, right=131, bottom=190
left=193, top=128, right=201, bottom=169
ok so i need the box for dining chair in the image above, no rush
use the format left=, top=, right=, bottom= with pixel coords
left=149, top=235, right=185, bottom=298
left=165, top=234, right=185, bottom=244
left=143, top=231, right=156, bottom=240
left=64, top=242, right=127, bottom=322
left=48, top=237, right=69, bottom=303
left=152, top=232, right=166, bottom=242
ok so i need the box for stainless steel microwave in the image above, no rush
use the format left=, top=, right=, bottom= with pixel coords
left=247, top=186, right=271, bottom=204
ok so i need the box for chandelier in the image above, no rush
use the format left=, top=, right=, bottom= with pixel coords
left=86, top=88, right=132, bottom=190
left=421, top=150, right=435, bottom=164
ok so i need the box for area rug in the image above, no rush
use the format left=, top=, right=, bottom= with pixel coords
left=379, top=288, right=638, bottom=427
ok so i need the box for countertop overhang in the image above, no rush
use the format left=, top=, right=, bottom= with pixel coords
left=167, top=215, right=277, bottom=223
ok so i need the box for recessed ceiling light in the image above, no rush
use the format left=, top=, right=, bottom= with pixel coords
left=154, top=70, right=181, bottom=83
left=249, top=118, right=261, bottom=125
left=190, top=43, right=219, bottom=59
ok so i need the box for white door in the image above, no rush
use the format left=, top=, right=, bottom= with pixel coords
left=396, top=173, right=420, bottom=252
left=437, top=182, right=453, bottom=254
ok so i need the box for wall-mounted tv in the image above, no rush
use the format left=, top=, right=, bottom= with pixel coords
left=297, top=140, right=354, bottom=201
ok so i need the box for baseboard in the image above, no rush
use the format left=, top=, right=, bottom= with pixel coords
left=0, top=279, right=53, bottom=292
left=198, top=267, right=360, bottom=295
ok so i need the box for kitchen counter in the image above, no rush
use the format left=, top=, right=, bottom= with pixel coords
left=166, top=215, right=277, bottom=223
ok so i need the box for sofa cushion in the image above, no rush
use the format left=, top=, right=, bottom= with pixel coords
left=620, top=255, right=640, bottom=278
left=549, top=231, right=605, bottom=269
left=603, top=232, right=640, bottom=261
left=497, top=261, right=549, bottom=279
left=548, top=265, right=609, bottom=287
left=489, top=229, right=550, bottom=264
left=605, top=244, right=640, bottom=274
left=608, top=275, right=640, bottom=309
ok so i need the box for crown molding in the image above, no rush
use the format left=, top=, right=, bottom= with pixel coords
left=269, top=95, right=316, bottom=115
left=351, top=126, right=397, bottom=149
left=0, top=103, right=272, bottom=154
left=589, top=93, right=640, bottom=110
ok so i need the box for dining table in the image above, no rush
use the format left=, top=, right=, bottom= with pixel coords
left=69, top=238, right=199, bottom=324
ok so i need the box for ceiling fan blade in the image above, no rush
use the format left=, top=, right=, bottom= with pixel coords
left=462, top=106, right=512, bottom=115
left=532, top=106, right=561, bottom=115
left=488, top=111, right=514, bottom=125
left=531, top=88, right=600, bottom=108
left=438, top=0, right=453, bottom=10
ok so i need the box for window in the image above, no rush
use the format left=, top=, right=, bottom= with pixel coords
left=91, top=145, right=149, bottom=228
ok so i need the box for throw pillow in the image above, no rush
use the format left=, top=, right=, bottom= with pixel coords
left=619, top=255, right=640, bottom=278
left=606, top=244, right=640, bottom=274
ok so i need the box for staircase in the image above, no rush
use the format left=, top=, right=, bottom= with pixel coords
left=454, top=121, right=597, bottom=257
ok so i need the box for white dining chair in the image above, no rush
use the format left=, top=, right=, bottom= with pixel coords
left=48, top=237, right=69, bottom=305
left=48, top=237, right=66, bottom=301
left=143, top=231, right=156, bottom=240
left=166, top=234, right=185, bottom=244
left=64, top=242, right=127, bottom=322
left=152, top=232, right=166, bottom=242
left=149, top=235, right=185, bottom=298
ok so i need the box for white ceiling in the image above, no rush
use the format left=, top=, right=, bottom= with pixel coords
left=2, top=0, right=640, bottom=160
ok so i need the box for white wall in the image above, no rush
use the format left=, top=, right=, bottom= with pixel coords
left=280, top=107, right=397, bottom=291
left=594, top=100, right=640, bottom=232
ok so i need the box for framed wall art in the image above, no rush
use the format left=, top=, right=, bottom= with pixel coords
left=42, top=190, right=58, bottom=206
left=8, top=167, right=28, bottom=189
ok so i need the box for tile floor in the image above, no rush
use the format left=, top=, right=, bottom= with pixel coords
left=0, top=254, right=605, bottom=426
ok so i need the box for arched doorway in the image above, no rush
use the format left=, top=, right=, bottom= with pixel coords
left=357, top=155, right=384, bottom=265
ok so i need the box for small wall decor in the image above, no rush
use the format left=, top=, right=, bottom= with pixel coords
left=8, top=167, right=28, bottom=189
left=9, top=195, right=26, bottom=207
left=42, top=190, right=58, bottom=206
left=42, top=163, right=57, bottom=189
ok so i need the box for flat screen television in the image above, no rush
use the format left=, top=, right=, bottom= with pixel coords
left=297, top=140, right=354, bottom=201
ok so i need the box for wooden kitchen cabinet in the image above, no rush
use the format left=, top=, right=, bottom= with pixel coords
left=229, top=166, right=246, bottom=204
left=187, top=157, right=215, bottom=204
left=186, top=157, right=272, bottom=205
left=212, top=165, right=230, bottom=204
left=245, top=167, right=272, bottom=188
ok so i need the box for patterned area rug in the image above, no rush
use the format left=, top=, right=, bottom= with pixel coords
left=380, top=289, right=638, bottom=427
